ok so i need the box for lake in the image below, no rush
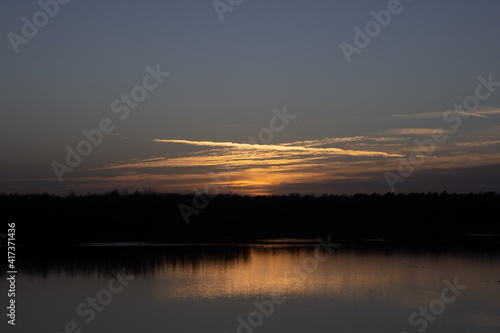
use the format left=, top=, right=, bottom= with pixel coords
left=3, top=240, right=500, bottom=333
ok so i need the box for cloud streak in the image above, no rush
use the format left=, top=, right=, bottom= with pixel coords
left=282, top=136, right=406, bottom=148
left=392, top=108, right=500, bottom=119
left=152, top=139, right=402, bottom=157
left=384, top=128, right=452, bottom=135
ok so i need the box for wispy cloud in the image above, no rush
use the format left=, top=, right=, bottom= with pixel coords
left=66, top=149, right=500, bottom=195
left=35, top=123, right=500, bottom=195
left=384, top=128, right=452, bottom=135
left=454, top=140, right=500, bottom=147
left=282, top=136, right=405, bottom=148
left=392, top=108, right=500, bottom=119
left=9, top=127, right=500, bottom=195
left=152, top=139, right=402, bottom=157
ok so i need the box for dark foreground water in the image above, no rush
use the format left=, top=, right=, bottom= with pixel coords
left=2, top=241, right=500, bottom=333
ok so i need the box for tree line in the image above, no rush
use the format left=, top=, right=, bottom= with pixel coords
left=1, top=191, right=499, bottom=245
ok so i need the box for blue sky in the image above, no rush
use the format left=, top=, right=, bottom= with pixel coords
left=1, top=0, right=500, bottom=194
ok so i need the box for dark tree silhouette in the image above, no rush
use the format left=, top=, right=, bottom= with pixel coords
left=1, top=191, right=499, bottom=246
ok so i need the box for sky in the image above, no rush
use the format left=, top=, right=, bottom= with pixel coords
left=1, top=0, right=500, bottom=195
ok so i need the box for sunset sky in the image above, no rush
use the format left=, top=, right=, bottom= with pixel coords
left=1, top=0, right=500, bottom=195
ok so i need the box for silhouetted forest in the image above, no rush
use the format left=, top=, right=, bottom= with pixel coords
left=1, top=191, right=499, bottom=246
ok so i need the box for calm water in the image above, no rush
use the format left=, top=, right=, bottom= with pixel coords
left=3, top=241, right=500, bottom=333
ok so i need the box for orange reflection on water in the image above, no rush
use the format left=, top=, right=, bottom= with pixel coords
left=153, top=245, right=307, bottom=300
left=152, top=244, right=500, bottom=313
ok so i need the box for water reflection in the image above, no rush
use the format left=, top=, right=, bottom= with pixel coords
left=5, top=243, right=500, bottom=333
left=15, top=243, right=251, bottom=278
left=150, top=244, right=500, bottom=306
